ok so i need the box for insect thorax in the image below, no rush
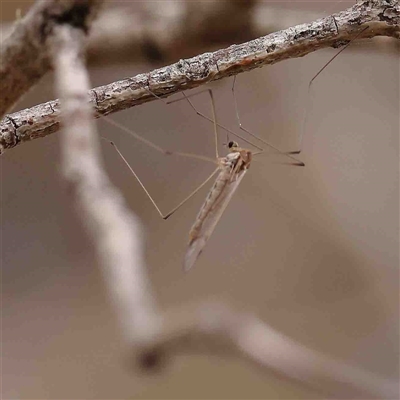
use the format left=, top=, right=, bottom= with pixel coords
left=221, top=149, right=251, bottom=171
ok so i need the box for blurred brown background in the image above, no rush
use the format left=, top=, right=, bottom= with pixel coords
left=1, top=1, right=399, bottom=399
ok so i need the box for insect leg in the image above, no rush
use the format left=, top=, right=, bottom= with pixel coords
left=163, top=88, right=264, bottom=151
left=231, top=76, right=304, bottom=166
left=102, top=116, right=215, bottom=165
left=107, top=135, right=220, bottom=220
left=298, top=26, right=369, bottom=155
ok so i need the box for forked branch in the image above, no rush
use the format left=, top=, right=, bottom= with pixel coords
left=50, top=3, right=398, bottom=398
left=1, top=0, right=399, bottom=153
left=137, top=300, right=398, bottom=398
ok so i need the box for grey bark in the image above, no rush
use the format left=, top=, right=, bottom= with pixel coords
left=0, top=0, right=103, bottom=117
left=0, top=0, right=398, bottom=154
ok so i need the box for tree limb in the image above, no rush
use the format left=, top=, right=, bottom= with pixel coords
left=88, top=0, right=259, bottom=65
left=2, top=2, right=396, bottom=67
left=50, top=21, right=159, bottom=345
left=0, top=0, right=398, bottom=154
left=135, top=300, right=398, bottom=399
left=0, top=2, right=315, bottom=66
left=0, top=0, right=103, bottom=117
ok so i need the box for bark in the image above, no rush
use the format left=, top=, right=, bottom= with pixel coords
left=0, top=0, right=103, bottom=117
left=1, top=0, right=398, bottom=154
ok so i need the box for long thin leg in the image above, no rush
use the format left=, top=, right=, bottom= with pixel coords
left=142, top=86, right=222, bottom=159
left=150, top=87, right=264, bottom=151
left=101, top=116, right=215, bottom=165
left=232, top=26, right=370, bottom=158
left=231, top=76, right=304, bottom=166
left=180, top=90, right=222, bottom=159
left=106, top=138, right=220, bottom=220
left=298, top=25, right=370, bottom=154
left=167, top=89, right=301, bottom=164
left=208, top=89, right=219, bottom=159
left=102, top=85, right=224, bottom=220
left=174, top=88, right=304, bottom=166
left=173, top=90, right=264, bottom=151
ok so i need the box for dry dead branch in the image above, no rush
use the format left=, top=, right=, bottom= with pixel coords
left=136, top=300, right=398, bottom=398
left=2, top=2, right=396, bottom=66
left=0, top=2, right=322, bottom=66
left=1, top=0, right=398, bottom=153
left=50, top=21, right=159, bottom=346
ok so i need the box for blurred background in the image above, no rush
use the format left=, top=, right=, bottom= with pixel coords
left=1, top=1, right=399, bottom=399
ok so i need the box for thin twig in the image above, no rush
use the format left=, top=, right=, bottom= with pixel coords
left=1, top=0, right=398, bottom=153
left=0, top=0, right=103, bottom=117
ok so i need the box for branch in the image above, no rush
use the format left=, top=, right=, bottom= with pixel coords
left=50, top=21, right=159, bottom=344
left=1, top=0, right=398, bottom=154
left=137, top=300, right=398, bottom=399
left=2, top=2, right=396, bottom=67
left=0, top=0, right=103, bottom=117
left=88, top=0, right=258, bottom=65
left=0, top=2, right=321, bottom=66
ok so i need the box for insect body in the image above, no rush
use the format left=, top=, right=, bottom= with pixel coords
left=104, top=88, right=301, bottom=272
left=185, top=141, right=251, bottom=271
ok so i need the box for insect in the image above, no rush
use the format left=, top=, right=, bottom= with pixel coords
left=103, top=84, right=303, bottom=271
left=184, top=140, right=252, bottom=271
left=101, top=32, right=363, bottom=271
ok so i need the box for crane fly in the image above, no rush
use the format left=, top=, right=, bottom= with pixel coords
left=184, top=140, right=252, bottom=271
left=103, top=85, right=303, bottom=271
left=101, top=33, right=362, bottom=271
left=178, top=83, right=306, bottom=271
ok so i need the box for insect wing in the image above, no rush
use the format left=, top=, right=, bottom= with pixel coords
left=184, top=166, right=247, bottom=271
